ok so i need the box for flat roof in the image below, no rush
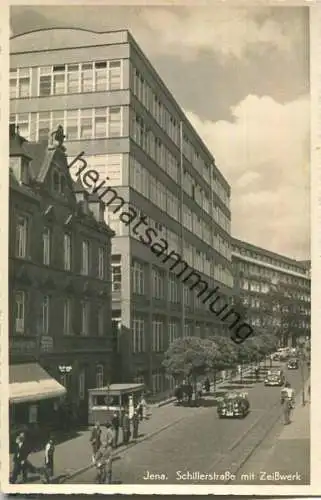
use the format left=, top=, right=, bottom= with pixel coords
left=89, top=383, right=145, bottom=393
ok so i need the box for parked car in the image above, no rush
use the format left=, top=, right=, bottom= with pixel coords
left=264, top=368, right=285, bottom=386
left=287, top=358, right=299, bottom=370
left=217, top=391, right=250, bottom=419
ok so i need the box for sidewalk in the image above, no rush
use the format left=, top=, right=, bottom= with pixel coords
left=237, top=380, right=310, bottom=484
left=10, top=404, right=195, bottom=483
left=9, top=360, right=267, bottom=483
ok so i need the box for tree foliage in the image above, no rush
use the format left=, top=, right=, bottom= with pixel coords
left=162, top=336, right=213, bottom=382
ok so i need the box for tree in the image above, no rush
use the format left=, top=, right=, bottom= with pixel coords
left=162, top=336, right=212, bottom=386
left=206, top=335, right=238, bottom=392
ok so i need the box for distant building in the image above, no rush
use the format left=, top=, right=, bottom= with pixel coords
left=232, top=238, right=311, bottom=346
left=9, top=124, right=114, bottom=427
left=10, top=28, right=233, bottom=394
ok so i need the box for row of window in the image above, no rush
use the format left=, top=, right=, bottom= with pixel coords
left=241, top=278, right=310, bottom=302
left=10, top=107, right=123, bottom=143
left=129, top=158, right=231, bottom=260
left=13, top=290, right=106, bottom=337
left=131, top=66, right=230, bottom=209
left=10, top=60, right=123, bottom=99
left=132, top=315, right=218, bottom=353
left=16, top=213, right=106, bottom=279
left=130, top=112, right=231, bottom=226
left=130, top=260, right=233, bottom=299
left=247, top=314, right=310, bottom=330
left=236, top=261, right=310, bottom=289
left=68, top=153, right=123, bottom=188
left=233, top=246, right=309, bottom=277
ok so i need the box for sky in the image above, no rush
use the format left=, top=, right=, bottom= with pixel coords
left=10, top=5, right=310, bottom=260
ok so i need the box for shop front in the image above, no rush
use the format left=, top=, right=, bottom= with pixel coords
left=9, top=362, right=67, bottom=450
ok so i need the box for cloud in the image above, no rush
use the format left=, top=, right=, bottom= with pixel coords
left=186, top=93, right=310, bottom=259
left=135, top=6, right=304, bottom=60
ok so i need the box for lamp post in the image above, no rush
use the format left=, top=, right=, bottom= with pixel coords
left=297, top=338, right=307, bottom=406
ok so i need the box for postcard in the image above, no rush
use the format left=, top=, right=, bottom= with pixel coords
left=1, top=0, right=320, bottom=495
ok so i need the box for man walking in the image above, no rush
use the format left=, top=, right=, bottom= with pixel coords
left=105, top=422, right=114, bottom=448
left=122, top=409, right=130, bottom=445
left=111, top=412, right=120, bottom=449
left=132, top=410, right=139, bottom=440
left=11, top=432, right=29, bottom=483
left=281, top=382, right=295, bottom=425
left=43, top=436, right=55, bottom=483
left=90, top=422, right=102, bottom=463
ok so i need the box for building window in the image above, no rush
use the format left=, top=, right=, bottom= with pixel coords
left=64, top=234, right=71, bottom=271
left=63, top=299, right=71, bottom=335
left=10, top=68, right=32, bottom=99
left=168, top=322, right=178, bottom=345
left=14, top=291, right=25, bottom=333
left=98, top=247, right=105, bottom=279
left=41, top=295, right=50, bottom=335
left=112, top=263, right=121, bottom=292
left=152, top=370, right=163, bottom=394
left=42, top=227, right=51, bottom=266
left=15, top=214, right=28, bottom=258
left=98, top=305, right=104, bottom=336
left=79, top=370, right=85, bottom=400
left=132, top=317, right=145, bottom=353
left=152, top=319, right=164, bottom=352
left=81, top=240, right=90, bottom=275
left=152, top=268, right=165, bottom=299
left=80, top=301, right=90, bottom=336
left=37, top=111, right=51, bottom=141
left=168, top=274, right=179, bottom=304
left=96, top=364, right=104, bottom=388
left=131, top=261, right=145, bottom=295
left=109, top=60, right=122, bottom=90
left=108, top=106, right=122, bottom=137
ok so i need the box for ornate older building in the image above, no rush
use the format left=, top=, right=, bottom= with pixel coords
left=9, top=124, right=114, bottom=426
left=232, top=238, right=310, bottom=347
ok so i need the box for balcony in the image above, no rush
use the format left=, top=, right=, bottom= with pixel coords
left=54, top=335, right=111, bottom=353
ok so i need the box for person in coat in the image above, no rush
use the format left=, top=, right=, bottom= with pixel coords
left=132, top=410, right=139, bottom=439
left=90, top=422, right=102, bottom=462
left=43, top=436, right=55, bottom=483
left=122, top=410, right=130, bottom=445
left=111, top=412, right=120, bottom=448
left=11, top=432, right=29, bottom=483
left=95, top=442, right=113, bottom=484
left=105, top=422, right=114, bottom=448
left=204, top=377, right=210, bottom=393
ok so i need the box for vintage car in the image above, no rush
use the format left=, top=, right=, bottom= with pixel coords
left=217, top=391, right=250, bottom=418
left=287, top=358, right=299, bottom=370
left=264, top=368, right=285, bottom=386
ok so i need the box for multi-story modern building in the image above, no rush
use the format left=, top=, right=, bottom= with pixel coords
left=10, top=28, right=233, bottom=393
left=9, top=124, right=114, bottom=426
left=232, top=238, right=311, bottom=346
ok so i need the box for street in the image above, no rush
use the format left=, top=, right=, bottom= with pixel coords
left=67, top=363, right=308, bottom=485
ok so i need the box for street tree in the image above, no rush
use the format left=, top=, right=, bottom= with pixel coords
left=162, top=336, right=212, bottom=387
left=206, top=335, right=238, bottom=392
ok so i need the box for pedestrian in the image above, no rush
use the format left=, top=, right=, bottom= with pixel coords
left=43, top=436, right=55, bottom=483
left=105, top=422, right=114, bottom=447
left=204, top=377, right=210, bottom=393
left=111, top=412, right=120, bottom=449
left=122, top=409, right=130, bottom=445
left=136, top=401, right=143, bottom=420
left=254, top=365, right=260, bottom=382
left=140, top=395, right=148, bottom=420
left=10, top=432, right=29, bottom=483
left=94, top=442, right=113, bottom=484
left=90, top=422, right=102, bottom=463
left=281, top=382, right=295, bottom=425
left=196, top=380, right=202, bottom=399
left=132, top=410, right=139, bottom=439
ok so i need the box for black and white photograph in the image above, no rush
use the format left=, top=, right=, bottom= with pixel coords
left=4, top=2, right=313, bottom=494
